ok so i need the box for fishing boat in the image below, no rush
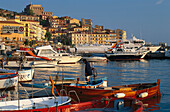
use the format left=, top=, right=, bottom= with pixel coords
left=20, top=76, right=107, bottom=98
left=0, top=69, right=18, bottom=89
left=0, top=68, right=34, bottom=83
left=55, top=79, right=161, bottom=102
left=34, top=45, right=82, bottom=64
left=0, top=74, right=72, bottom=112
left=58, top=97, right=143, bottom=112
left=17, top=68, right=34, bottom=82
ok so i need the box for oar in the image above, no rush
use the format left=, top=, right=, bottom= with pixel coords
left=49, top=75, right=60, bottom=98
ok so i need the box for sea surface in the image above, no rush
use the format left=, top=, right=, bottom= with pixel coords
left=1, top=59, right=170, bottom=111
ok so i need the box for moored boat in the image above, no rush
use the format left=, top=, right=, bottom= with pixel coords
left=0, top=69, right=18, bottom=89
left=18, top=68, right=34, bottom=82
left=58, top=97, right=143, bottom=112
left=35, top=45, right=82, bottom=64
left=0, top=96, right=71, bottom=112
left=20, top=76, right=107, bottom=98
left=55, top=79, right=161, bottom=102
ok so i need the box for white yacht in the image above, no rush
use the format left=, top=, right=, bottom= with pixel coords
left=4, top=50, right=58, bottom=68
left=34, top=45, right=82, bottom=64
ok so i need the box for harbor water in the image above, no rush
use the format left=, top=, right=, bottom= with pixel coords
left=1, top=59, right=170, bottom=111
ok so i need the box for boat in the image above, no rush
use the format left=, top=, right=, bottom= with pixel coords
left=20, top=76, right=107, bottom=98
left=58, top=97, right=143, bottom=112
left=55, top=79, right=161, bottom=102
left=4, top=49, right=58, bottom=68
left=34, top=45, right=82, bottom=64
left=0, top=69, right=18, bottom=89
left=69, top=36, right=160, bottom=54
left=0, top=96, right=71, bottom=111
left=81, top=56, right=107, bottom=62
left=0, top=74, right=72, bottom=112
left=105, top=48, right=148, bottom=61
left=17, top=68, right=34, bottom=82
left=0, top=68, right=34, bottom=82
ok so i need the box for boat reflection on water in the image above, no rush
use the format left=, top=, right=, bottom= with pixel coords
left=142, top=96, right=161, bottom=111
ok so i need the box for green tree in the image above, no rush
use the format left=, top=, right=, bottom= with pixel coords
left=27, top=9, right=34, bottom=16
left=45, top=32, right=52, bottom=41
left=24, top=39, right=29, bottom=45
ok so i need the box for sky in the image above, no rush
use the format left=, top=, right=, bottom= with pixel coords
left=0, top=0, right=170, bottom=45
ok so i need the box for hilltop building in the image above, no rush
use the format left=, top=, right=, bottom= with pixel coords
left=24, top=2, right=53, bottom=19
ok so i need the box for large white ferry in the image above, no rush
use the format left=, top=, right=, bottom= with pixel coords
left=70, top=36, right=161, bottom=54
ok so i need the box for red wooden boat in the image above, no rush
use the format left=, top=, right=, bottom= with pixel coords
left=55, top=79, right=161, bottom=102
left=58, top=97, right=143, bottom=112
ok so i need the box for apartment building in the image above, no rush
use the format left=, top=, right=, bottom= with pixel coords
left=15, top=15, right=40, bottom=21
left=81, top=18, right=92, bottom=32
left=68, top=32, right=89, bottom=45
left=0, top=21, right=24, bottom=41
left=113, top=29, right=126, bottom=39
left=8, top=19, right=46, bottom=41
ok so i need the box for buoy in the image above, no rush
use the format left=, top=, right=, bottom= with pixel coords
left=139, top=92, right=148, bottom=98
left=114, top=93, right=125, bottom=98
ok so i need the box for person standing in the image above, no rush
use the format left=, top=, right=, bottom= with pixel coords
left=82, top=59, right=93, bottom=81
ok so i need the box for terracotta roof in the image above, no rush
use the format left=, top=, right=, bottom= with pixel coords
left=0, top=21, right=22, bottom=24
left=21, top=20, right=39, bottom=22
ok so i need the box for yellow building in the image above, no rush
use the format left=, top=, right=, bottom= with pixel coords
left=68, top=32, right=89, bottom=45
left=69, top=18, right=80, bottom=26
left=0, top=21, right=24, bottom=42
left=114, top=29, right=126, bottom=39
left=8, top=19, right=46, bottom=41
left=51, top=31, right=67, bottom=39
left=68, top=31, right=119, bottom=45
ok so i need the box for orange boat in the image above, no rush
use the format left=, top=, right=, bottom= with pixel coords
left=55, top=79, right=161, bottom=102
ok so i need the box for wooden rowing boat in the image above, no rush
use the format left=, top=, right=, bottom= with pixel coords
left=55, top=79, right=161, bottom=102
left=58, top=97, right=143, bottom=112
left=20, top=77, right=107, bottom=98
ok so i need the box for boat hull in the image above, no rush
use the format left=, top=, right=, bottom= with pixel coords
left=58, top=97, right=143, bottom=112
left=4, top=60, right=57, bottom=68
left=0, top=73, right=18, bottom=89
left=18, top=68, right=34, bottom=82
left=106, top=53, right=143, bottom=61
left=0, top=96, right=71, bottom=112
left=57, top=56, right=82, bottom=64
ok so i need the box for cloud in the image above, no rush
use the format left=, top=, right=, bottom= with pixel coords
left=156, top=0, right=164, bottom=5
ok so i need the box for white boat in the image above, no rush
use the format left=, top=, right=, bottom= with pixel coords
left=106, top=48, right=148, bottom=61
left=35, top=45, right=82, bottom=64
left=18, top=68, right=34, bottom=82
left=4, top=60, right=57, bottom=68
left=0, top=68, right=34, bottom=83
left=4, top=49, right=58, bottom=68
left=82, top=56, right=107, bottom=62
left=0, top=69, right=18, bottom=89
left=0, top=96, right=71, bottom=111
